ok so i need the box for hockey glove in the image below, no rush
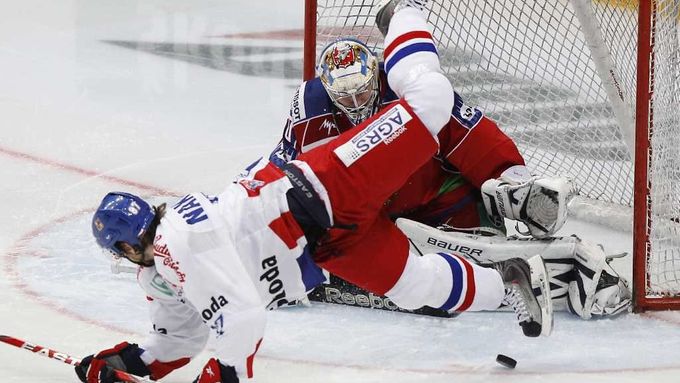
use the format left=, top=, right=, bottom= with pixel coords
left=481, top=165, right=578, bottom=238
left=75, top=342, right=150, bottom=383
left=193, top=358, right=240, bottom=383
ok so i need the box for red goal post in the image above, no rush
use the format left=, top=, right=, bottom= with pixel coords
left=634, top=0, right=680, bottom=311
left=303, top=0, right=680, bottom=311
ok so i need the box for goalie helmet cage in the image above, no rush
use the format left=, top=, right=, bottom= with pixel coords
left=303, top=0, right=680, bottom=311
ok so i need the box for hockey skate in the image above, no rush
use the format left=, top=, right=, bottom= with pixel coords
left=375, top=0, right=428, bottom=36
left=495, top=255, right=553, bottom=337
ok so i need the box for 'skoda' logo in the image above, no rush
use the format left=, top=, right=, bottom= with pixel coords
left=201, top=295, right=229, bottom=322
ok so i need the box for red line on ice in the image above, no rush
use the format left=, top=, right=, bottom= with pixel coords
left=0, top=145, right=174, bottom=196
left=4, top=209, right=139, bottom=336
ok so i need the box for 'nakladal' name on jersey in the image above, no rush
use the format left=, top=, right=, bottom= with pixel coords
left=173, top=194, right=209, bottom=224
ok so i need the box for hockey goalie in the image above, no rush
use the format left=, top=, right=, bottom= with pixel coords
left=259, top=3, right=631, bottom=320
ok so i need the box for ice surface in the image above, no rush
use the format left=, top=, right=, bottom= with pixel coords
left=1, top=1, right=679, bottom=382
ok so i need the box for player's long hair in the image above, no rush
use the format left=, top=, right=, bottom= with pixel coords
left=140, top=203, right=167, bottom=251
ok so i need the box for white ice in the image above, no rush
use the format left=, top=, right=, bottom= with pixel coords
left=1, top=1, right=679, bottom=382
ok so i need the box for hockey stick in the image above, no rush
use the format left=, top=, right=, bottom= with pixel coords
left=0, top=334, right=155, bottom=383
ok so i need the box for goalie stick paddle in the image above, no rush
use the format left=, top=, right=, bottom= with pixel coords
left=0, top=334, right=155, bottom=383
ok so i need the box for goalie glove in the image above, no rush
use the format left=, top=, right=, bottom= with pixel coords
left=481, top=165, right=578, bottom=238
left=566, top=241, right=632, bottom=319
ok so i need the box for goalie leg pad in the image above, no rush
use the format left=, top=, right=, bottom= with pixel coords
left=566, top=241, right=632, bottom=319
left=398, top=218, right=579, bottom=300
left=397, top=218, right=632, bottom=318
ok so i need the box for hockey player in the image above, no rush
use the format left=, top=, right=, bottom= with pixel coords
left=270, top=35, right=572, bottom=239
left=263, top=9, right=631, bottom=319
left=77, top=2, right=553, bottom=383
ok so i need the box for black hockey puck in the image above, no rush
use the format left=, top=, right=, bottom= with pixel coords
left=496, top=354, right=517, bottom=369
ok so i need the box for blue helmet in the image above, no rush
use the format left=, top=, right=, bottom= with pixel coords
left=91, top=192, right=155, bottom=256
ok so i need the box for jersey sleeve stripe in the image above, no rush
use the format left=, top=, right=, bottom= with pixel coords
left=383, top=30, right=433, bottom=58
left=385, top=41, right=439, bottom=74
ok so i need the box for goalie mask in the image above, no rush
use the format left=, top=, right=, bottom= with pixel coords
left=317, top=38, right=380, bottom=125
left=92, top=192, right=155, bottom=264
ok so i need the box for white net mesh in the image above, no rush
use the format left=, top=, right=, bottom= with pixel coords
left=311, top=0, right=680, bottom=300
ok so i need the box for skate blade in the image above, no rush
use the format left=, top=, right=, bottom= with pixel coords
left=527, top=254, right=553, bottom=336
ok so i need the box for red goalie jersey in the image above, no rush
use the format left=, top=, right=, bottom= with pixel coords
left=269, top=68, right=525, bottom=230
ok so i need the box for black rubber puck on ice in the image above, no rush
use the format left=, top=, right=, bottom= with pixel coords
left=495, top=354, right=517, bottom=369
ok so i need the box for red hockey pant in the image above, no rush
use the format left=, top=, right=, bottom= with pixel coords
left=299, top=99, right=437, bottom=295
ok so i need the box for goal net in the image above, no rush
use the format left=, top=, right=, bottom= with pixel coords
left=303, top=0, right=680, bottom=310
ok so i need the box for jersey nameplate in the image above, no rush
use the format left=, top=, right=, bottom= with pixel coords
left=173, top=194, right=208, bottom=224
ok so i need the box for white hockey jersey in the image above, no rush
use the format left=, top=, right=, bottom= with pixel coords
left=135, top=165, right=325, bottom=380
